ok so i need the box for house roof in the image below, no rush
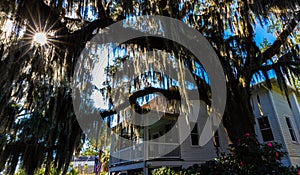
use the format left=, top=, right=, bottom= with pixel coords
left=251, top=78, right=300, bottom=106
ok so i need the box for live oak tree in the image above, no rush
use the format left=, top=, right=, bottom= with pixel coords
left=0, top=0, right=299, bottom=174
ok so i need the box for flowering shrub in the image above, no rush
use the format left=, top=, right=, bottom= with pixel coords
left=152, top=133, right=300, bottom=175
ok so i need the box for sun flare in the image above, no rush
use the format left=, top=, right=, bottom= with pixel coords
left=33, top=32, right=47, bottom=45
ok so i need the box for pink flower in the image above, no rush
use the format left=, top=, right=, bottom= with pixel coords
left=298, top=170, right=300, bottom=175
left=240, top=161, right=244, bottom=166
left=275, top=152, right=279, bottom=160
left=245, top=133, right=250, bottom=139
left=237, top=139, right=241, bottom=145
left=267, top=142, right=273, bottom=147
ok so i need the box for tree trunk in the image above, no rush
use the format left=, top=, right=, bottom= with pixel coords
left=223, top=83, right=255, bottom=142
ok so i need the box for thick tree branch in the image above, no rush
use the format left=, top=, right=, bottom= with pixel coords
left=100, top=82, right=210, bottom=119
left=100, top=87, right=181, bottom=118
left=253, top=12, right=300, bottom=71
left=253, top=50, right=300, bottom=72
left=260, top=61, right=300, bottom=72
left=123, top=36, right=179, bottom=52
left=96, top=0, right=107, bottom=19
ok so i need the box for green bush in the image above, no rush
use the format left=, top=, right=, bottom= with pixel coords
left=152, top=133, right=300, bottom=175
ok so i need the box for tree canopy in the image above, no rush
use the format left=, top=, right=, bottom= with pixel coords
left=0, top=0, right=299, bottom=174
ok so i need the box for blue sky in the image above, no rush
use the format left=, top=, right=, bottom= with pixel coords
left=254, top=24, right=276, bottom=46
left=252, top=24, right=278, bottom=84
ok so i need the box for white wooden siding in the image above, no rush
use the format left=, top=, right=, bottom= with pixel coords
left=251, top=89, right=291, bottom=166
left=271, top=91, right=300, bottom=166
left=289, top=93, right=300, bottom=140
left=179, top=100, right=228, bottom=162
left=251, top=89, right=285, bottom=144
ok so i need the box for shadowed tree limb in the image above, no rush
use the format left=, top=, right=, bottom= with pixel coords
left=253, top=12, right=300, bottom=72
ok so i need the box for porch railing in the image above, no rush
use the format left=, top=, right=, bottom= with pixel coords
left=109, top=142, right=180, bottom=165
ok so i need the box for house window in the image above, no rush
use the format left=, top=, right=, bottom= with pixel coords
left=285, top=117, right=297, bottom=142
left=257, top=116, right=274, bottom=142
left=190, top=123, right=199, bottom=146
left=213, top=130, right=220, bottom=147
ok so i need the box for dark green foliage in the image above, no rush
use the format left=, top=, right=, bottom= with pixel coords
left=153, top=134, right=300, bottom=175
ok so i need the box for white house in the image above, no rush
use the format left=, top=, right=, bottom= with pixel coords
left=251, top=80, right=300, bottom=166
left=108, top=90, right=229, bottom=175
left=71, top=156, right=96, bottom=174
left=108, top=80, right=300, bottom=175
